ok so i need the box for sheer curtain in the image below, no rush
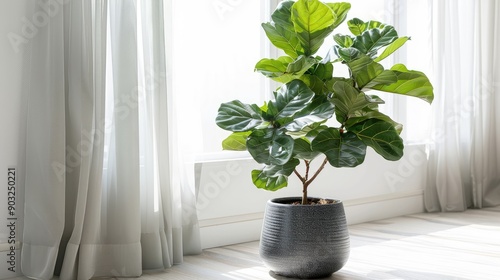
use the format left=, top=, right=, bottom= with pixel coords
left=20, top=1, right=200, bottom=279
left=425, top=0, right=500, bottom=212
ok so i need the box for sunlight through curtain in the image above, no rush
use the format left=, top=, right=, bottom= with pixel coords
left=425, top=0, right=500, bottom=212
left=20, top=1, right=200, bottom=279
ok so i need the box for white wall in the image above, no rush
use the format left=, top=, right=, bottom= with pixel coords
left=195, top=144, right=428, bottom=249
left=0, top=0, right=29, bottom=277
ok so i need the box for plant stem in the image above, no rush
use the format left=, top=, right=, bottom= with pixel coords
left=296, top=157, right=329, bottom=205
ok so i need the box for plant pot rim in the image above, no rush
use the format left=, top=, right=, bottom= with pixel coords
left=268, top=196, right=343, bottom=206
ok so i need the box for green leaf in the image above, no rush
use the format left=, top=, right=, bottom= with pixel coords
left=374, top=36, right=410, bottom=62
left=268, top=79, right=316, bottom=120
left=347, top=18, right=366, bottom=36
left=286, top=55, right=316, bottom=73
left=347, top=18, right=388, bottom=36
left=222, top=132, right=250, bottom=150
left=298, top=74, right=328, bottom=95
left=254, top=56, right=294, bottom=78
left=262, top=23, right=303, bottom=58
left=331, top=81, right=371, bottom=122
left=345, top=109, right=403, bottom=134
left=308, top=61, right=333, bottom=81
left=293, top=138, right=320, bottom=160
left=311, top=128, right=367, bottom=167
left=347, top=55, right=397, bottom=89
left=363, top=70, right=398, bottom=89
left=334, top=46, right=361, bottom=62
left=216, top=101, right=264, bottom=132
left=350, top=119, right=404, bottom=161
left=325, top=2, right=351, bottom=29
left=291, top=0, right=336, bottom=55
left=255, top=56, right=315, bottom=84
left=352, top=25, right=398, bottom=57
left=251, top=158, right=300, bottom=191
left=247, top=129, right=294, bottom=165
left=370, top=64, right=434, bottom=104
left=271, top=0, right=295, bottom=31
left=333, top=34, right=353, bottom=48
left=284, top=96, right=334, bottom=131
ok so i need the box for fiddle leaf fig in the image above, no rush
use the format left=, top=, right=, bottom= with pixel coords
left=370, top=64, right=434, bottom=103
left=255, top=56, right=294, bottom=78
left=252, top=158, right=300, bottom=191
left=216, top=101, right=264, bottom=132
left=347, top=18, right=367, bottom=36
left=269, top=79, right=316, bottom=120
left=334, top=46, right=361, bottom=62
left=215, top=0, right=434, bottom=203
left=222, top=132, right=250, bottom=151
left=326, top=2, right=351, bottom=29
left=331, top=81, right=371, bottom=123
left=271, top=0, right=295, bottom=31
left=255, top=56, right=316, bottom=84
left=262, top=23, right=303, bottom=58
left=350, top=119, right=404, bottom=161
left=352, top=25, right=398, bottom=57
left=311, top=128, right=367, bottom=167
left=291, top=0, right=336, bottom=55
left=374, top=36, right=410, bottom=62
left=333, top=34, right=354, bottom=48
left=247, top=129, right=295, bottom=165
left=293, top=138, right=321, bottom=161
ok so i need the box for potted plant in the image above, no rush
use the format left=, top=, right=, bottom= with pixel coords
left=215, top=0, right=433, bottom=278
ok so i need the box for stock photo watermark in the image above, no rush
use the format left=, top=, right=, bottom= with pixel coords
left=51, top=70, right=167, bottom=182
left=212, top=0, right=243, bottom=20
left=8, top=0, right=71, bottom=53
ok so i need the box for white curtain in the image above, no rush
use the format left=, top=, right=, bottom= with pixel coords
left=425, top=0, right=500, bottom=212
left=20, top=1, right=200, bottom=279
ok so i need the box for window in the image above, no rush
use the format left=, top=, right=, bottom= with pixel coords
left=171, top=0, right=273, bottom=160
left=171, top=0, right=428, bottom=163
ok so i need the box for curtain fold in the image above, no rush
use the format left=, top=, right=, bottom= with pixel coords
left=21, top=1, right=201, bottom=279
left=425, top=0, right=500, bottom=212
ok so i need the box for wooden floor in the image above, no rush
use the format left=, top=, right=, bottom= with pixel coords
left=143, top=206, right=500, bottom=280
left=8, top=206, right=500, bottom=280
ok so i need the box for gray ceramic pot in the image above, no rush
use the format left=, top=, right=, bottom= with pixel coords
left=259, top=197, right=350, bottom=279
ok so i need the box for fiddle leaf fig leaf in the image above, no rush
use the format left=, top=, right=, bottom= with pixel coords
left=216, top=101, right=264, bottom=132
left=370, top=64, right=434, bottom=103
left=326, top=2, right=351, bottom=29
left=308, top=61, right=334, bottom=81
left=293, top=138, right=321, bottom=161
left=247, top=129, right=294, bottom=165
left=286, top=55, right=317, bottom=74
left=374, top=36, right=410, bottom=62
left=222, top=132, right=250, bottom=151
left=352, top=25, right=398, bottom=57
left=291, top=0, right=336, bottom=55
left=347, top=18, right=367, bottom=36
left=255, top=56, right=315, bottom=84
left=255, top=56, right=294, bottom=78
left=345, top=109, right=403, bottom=134
left=271, top=0, right=295, bottom=31
left=347, top=55, right=397, bottom=89
left=350, top=119, right=404, bottom=161
left=333, top=34, right=354, bottom=48
left=262, top=23, right=303, bottom=58
left=331, top=81, right=371, bottom=123
left=284, top=97, right=334, bottom=131
left=251, top=158, right=300, bottom=191
left=334, top=46, right=361, bottom=62
left=269, top=79, right=315, bottom=120
left=311, top=128, right=367, bottom=167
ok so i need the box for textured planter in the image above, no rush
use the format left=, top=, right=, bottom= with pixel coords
left=259, top=197, right=350, bottom=279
